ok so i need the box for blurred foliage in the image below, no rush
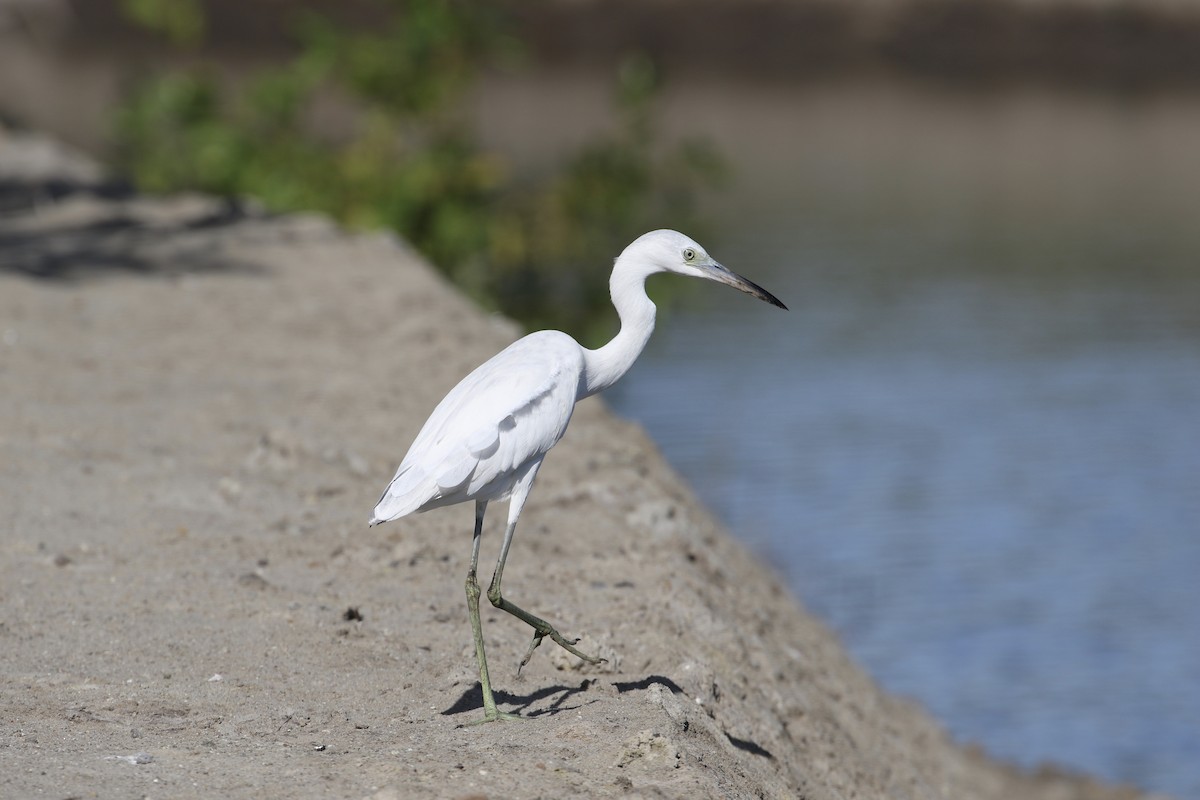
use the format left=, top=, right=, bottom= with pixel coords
left=114, top=0, right=725, bottom=342
left=119, top=0, right=206, bottom=47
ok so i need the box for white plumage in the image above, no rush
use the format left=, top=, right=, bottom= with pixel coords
left=369, top=229, right=785, bottom=724
left=371, top=330, right=581, bottom=522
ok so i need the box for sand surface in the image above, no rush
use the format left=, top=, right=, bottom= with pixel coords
left=0, top=131, right=1155, bottom=799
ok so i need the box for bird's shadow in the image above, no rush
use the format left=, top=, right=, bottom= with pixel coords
left=442, top=672, right=775, bottom=758
left=612, top=674, right=775, bottom=760
left=726, top=732, right=774, bottom=759
left=443, top=678, right=596, bottom=720
left=612, top=674, right=685, bottom=695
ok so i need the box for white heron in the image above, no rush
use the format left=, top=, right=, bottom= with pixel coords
left=370, top=229, right=786, bottom=724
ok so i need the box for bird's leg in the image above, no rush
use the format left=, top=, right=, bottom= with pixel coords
left=462, top=500, right=520, bottom=725
left=486, top=481, right=606, bottom=671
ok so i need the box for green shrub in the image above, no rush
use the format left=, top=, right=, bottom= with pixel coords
left=115, top=0, right=725, bottom=341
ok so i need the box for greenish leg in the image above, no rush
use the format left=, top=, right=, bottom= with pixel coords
left=486, top=477, right=606, bottom=672
left=463, top=500, right=521, bottom=725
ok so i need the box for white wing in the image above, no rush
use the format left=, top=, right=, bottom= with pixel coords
left=371, top=331, right=584, bottom=523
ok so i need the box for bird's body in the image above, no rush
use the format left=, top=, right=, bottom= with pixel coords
left=371, top=330, right=583, bottom=521
left=370, top=230, right=785, bottom=724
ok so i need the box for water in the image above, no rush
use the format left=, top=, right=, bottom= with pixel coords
left=587, top=80, right=1200, bottom=797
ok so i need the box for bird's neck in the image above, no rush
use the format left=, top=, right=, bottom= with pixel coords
left=581, top=261, right=658, bottom=397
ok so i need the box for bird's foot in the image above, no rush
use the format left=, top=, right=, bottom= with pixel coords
left=460, top=709, right=525, bottom=727
left=488, top=591, right=607, bottom=670
left=518, top=627, right=605, bottom=674
left=546, top=628, right=606, bottom=666
left=518, top=632, right=544, bottom=674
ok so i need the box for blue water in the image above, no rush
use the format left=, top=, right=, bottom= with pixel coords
left=601, top=84, right=1200, bottom=799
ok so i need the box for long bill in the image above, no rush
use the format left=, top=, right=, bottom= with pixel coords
left=702, top=262, right=788, bottom=310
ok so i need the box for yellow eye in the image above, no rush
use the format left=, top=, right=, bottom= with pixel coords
left=682, top=248, right=697, bottom=262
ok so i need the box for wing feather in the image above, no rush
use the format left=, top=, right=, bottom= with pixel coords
left=372, top=331, right=583, bottom=523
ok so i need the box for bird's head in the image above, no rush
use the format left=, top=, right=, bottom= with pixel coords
left=622, top=229, right=787, bottom=310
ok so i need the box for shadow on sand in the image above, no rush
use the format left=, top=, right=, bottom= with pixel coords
left=442, top=678, right=598, bottom=720
left=0, top=177, right=264, bottom=279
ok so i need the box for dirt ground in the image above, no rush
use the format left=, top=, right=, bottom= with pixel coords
left=0, top=130, right=1159, bottom=799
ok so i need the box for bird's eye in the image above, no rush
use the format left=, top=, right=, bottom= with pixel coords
left=682, top=248, right=696, bottom=262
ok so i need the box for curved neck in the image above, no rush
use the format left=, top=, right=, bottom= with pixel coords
left=581, top=261, right=658, bottom=397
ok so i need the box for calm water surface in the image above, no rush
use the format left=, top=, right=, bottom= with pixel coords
left=583, top=81, right=1200, bottom=797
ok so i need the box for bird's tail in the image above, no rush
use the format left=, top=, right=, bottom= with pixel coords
left=369, top=464, right=432, bottom=527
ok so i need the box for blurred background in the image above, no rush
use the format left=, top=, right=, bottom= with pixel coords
left=2, top=1, right=1198, bottom=796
